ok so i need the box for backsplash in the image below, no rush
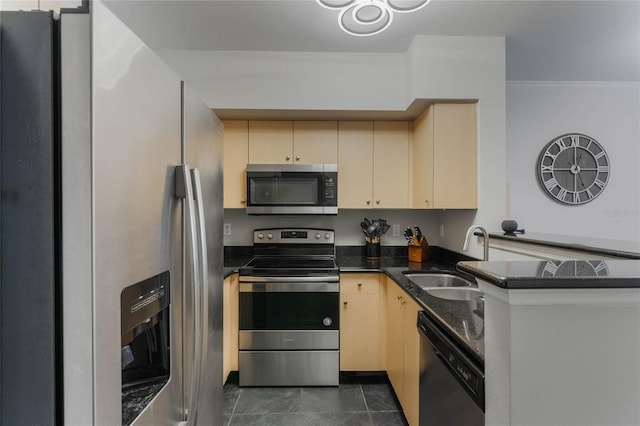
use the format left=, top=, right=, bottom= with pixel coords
left=223, top=209, right=441, bottom=247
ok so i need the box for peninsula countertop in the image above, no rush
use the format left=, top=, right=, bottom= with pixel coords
left=457, top=259, right=640, bottom=289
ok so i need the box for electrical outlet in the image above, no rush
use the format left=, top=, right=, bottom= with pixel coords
left=392, top=224, right=400, bottom=236
left=439, top=224, right=445, bottom=238
left=224, top=223, right=231, bottom=235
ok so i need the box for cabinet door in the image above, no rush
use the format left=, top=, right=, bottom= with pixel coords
left=223, top=120, right=249, bottom=208
left=385, top=277, right=405, bottom=403
left=402, top=297, right=422, bottom=426
left=223, top=273, right=239, bottom=383
left=433, top=103, right=477, bottom=208
left=248, top=120, right=293, bottom=163
left=293, top=121, right=338, bottom=164
left=411, top=107, right=434, bottom=209
left=373, top=121, right=409, bottom=208
left=412, top=103, right=477, bottom=209
left=338, top=121, right=374, bottom=208
left=340, top=273, right=380, bottom=371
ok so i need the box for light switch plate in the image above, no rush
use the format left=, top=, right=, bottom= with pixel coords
left=439, top=224, right=445, bottom=238
left=392, top=224, right=400, bottom=237
left=224, top=223, right=231, bottom=235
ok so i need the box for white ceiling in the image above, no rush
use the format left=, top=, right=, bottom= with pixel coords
left=104, top=0, right=640, bottom=82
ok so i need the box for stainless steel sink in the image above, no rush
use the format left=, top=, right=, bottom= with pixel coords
left=403, top=273, right=475, bottom=290
left=424, top=287, right=483, bottom=301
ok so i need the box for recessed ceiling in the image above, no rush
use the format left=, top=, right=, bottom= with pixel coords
left=104, top=0, right=639, bottom=82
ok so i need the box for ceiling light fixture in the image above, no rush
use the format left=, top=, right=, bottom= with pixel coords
left=317, top=0, right=431, bottom=37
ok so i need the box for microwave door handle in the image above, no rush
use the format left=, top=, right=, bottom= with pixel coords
left=175, top=164, right=201, bottom=426
left=190, top=167, right=209, bottom=415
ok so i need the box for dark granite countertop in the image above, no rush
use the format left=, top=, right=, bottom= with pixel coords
left=379, top=267, right=484, bottom=365
left=457, top=259, right=640, bottom=289
left=486, top=231, right=640, bottom=259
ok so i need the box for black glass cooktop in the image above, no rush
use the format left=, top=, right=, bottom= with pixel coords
left=239, top=256, right=339, bottom=278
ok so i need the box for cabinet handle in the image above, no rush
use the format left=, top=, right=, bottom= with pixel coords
left=376, top=200, right=380, bottom=205
left=240, top=199, right=246, bottom=204
left=397, top=295, right=402, bottom=301
left=286, top=155, right=291, bottom=161
left=366, top=200, right=371, bottom=205
left=401, top=300, right=406, bottom=306
left=425, top=200, right=429, bottom=206
left=295, top=155, right=300, bottom=161
left=343, top=301, right=348, bottom=306
left=357, top=282, right=362, bottom=287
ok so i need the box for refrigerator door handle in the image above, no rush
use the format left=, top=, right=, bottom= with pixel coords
left=175, top=164, right=201, bottom=426
left=190, top=167, right=209, bottom=418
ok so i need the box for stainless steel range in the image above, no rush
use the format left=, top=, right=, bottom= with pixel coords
left=238, top=228, right=339, bottom=387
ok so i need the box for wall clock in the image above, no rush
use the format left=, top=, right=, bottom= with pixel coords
left=537, top=133, right=610, bottom=205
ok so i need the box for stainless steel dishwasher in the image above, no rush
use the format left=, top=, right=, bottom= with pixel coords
left=418, top=310, right=484, bottom=426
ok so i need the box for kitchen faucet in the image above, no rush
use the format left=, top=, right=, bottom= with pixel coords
left=463, top=225, right=489, bottom=261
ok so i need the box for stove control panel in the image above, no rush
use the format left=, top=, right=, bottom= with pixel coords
left=254, top=228, right=334, bottom=245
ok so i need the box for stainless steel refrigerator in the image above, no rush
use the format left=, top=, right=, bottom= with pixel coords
left=0, top=2, right=224, bottom=425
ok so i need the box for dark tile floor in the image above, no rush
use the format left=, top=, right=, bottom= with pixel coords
left=223, top=372, right=408, bottom=426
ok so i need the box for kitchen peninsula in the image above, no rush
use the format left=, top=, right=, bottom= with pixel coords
left=458, top=258, right=640, bottom=426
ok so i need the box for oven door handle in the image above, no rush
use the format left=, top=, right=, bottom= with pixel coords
left=239, top=275, right=339, bottom=283
left=239, top=282, right=339, bottom=293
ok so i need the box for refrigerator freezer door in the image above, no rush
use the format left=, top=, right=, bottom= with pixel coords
left=91, top=2, right=183, bottom=425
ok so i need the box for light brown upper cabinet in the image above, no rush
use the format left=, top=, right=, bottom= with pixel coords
left=412, top=103, right=477, bottom=209
left=373, top=121, right=410, bottom=208
left=338, top=121, right=409, bottom=209
left=338, top=121, right=374, bottom=208
left=248, top=120, right=337, bottom=164
left=223, top=120, right=249, bottom=208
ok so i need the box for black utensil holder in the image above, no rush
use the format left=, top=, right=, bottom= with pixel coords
left=365, top=241, right=380, bottom=260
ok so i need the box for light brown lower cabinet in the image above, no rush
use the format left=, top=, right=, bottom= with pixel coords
left=223, top=273, right=239, bottom=384
left=385, top=275, right=421, bottom=426
left=339, top=273, right=383, bottom=371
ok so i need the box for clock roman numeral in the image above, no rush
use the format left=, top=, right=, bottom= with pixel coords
left=544, top=261, right=559, bottom=275
left=557, top=188, right=568, bottom=201
left=541, top=165, right=553, bottom=172
left=593, top=261, right=607, bottom=274
left=593, top=151, right=606, bottom=160
left=544, top=177, right=559, bottom=191
left=554, top=139, right=567, bottom=150
left=570, top=135, right=579, bottom=147
left=594, top=178, right=606, bottom=189
left=586, top=188, right=594, bottom=199
left=598, top=165, right=609, bottom=173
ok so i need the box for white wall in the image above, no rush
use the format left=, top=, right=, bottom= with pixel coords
left=506, top=81, right=640, bottom=243
left=160, top=36, right=507, bottom=256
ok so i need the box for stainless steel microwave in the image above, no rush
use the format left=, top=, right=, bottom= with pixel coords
left=246, top=164, right=338, bottom=214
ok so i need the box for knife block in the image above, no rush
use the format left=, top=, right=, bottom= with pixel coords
left=408, top=236, right=431, bottom=263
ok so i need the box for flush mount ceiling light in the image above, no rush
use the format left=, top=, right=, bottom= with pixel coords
left=317, top=0, right=431, bottom=36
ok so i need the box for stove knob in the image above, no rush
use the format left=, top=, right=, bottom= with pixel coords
left=267, top=233, right=274, bottom=239
left=315, top=233, right=321, bottom=239
left=322, top=317, right=333, bottom=327
left=324, top=233, right=331, bottom=240
left=257, top=233, right=264, bottom=240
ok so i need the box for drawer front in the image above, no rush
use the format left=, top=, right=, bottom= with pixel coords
left=340, top=273, right=379, bottom=294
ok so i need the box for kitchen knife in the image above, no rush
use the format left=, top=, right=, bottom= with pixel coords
left=414, top=225, right=422, bottom=241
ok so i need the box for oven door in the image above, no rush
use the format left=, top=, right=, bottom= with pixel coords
left=238, top=278, right=339, bottom=350
left=246, top=164, right=337, bottom=214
